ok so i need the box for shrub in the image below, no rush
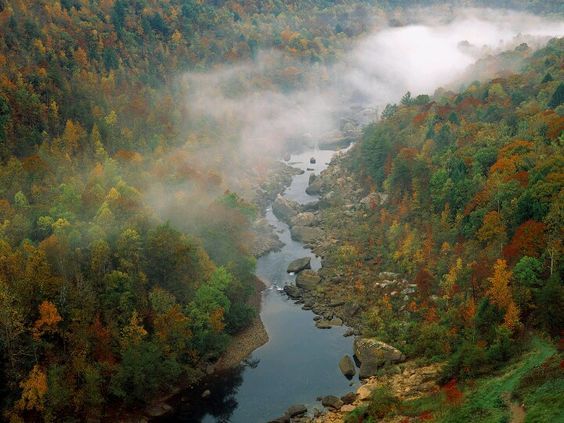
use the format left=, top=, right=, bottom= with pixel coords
left=366, top=386, right=401, bottom=419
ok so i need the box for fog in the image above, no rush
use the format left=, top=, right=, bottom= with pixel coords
left=149, top=7, right=563, bottom=220
left=179, top=8, right=563, bottom=165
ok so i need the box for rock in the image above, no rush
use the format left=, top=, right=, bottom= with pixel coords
left=206, top=364, right=215, bottom=375
left=310, top=157, right=316, bottom=164
left=321, top=395, right=343, bottom=410
left=287, top=257, right=311, bottom=273
left=296, top=270, right=321, bottom=289
left=145, top=403, right=173, bottom=417
left=344, top=302, right=361, bottom=317
left=344, top=329, right=355, bottom=337
left=290, top=226, right=324, bottom=244
left=353, top=338, right=405, bottom=378
left=284, top=285, right=301, bottom=299
left=330, top=317, right=343, bottom=326
left=378, top=271, right=400, bottom=280
left=328, top=300, right=345, bottom=307
left=287, top=404, right=307, bottom=417
left=357, top=384, right=374, bottom=401
left=302, top=202, right=319, bottom=212
left=306, top=178, right=323, bottom=195
left=315, top=320, right=332, bottom=329
left=341, top=392, right=357, bottom=405
left=290, top=212, right=317, bottom=227
left=339, top=355, right=356, bottom=378
left=273, top=194, right=300, bottom=224
left=340, top=404, right=356, bottom=413
left=201, top=389, right=211, bottom=398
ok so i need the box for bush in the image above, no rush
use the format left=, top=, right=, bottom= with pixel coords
left=366, top=386, right=401, bottom=419
left=440, top=340, right=488, bottom=384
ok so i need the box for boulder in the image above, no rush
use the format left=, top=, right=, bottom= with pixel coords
left=339, top=355, right=356, bottom=378
left=341, top=392, right=357, bottom=405
left=290, top=226, right=324, bottom=244
left=353, top=338, right=405, bottom=379
left=306, top=176, right=323, bottom=195
left=290, top=212, right=317, bottom=227
left=321, top=395, right=343, bottom=410
left=286, top=404, right=307, bottom=417
left=310, top=157, right=316, bottom=164
left=315, top=320, right=332, bottom=329
left=287, top=257, right=311, bottom=273
left=272, top=194, right=300, bottom=224
left=283, top=285, right=301, bottom=299
left=296, top=270, right=321, bottom=289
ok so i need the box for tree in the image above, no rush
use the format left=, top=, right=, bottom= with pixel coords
left=33, top=301, right=62, bottom=340
left=547, top=82, right=564, bottom=108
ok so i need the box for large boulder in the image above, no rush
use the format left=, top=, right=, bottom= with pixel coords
left=272, top=194, right=300, bottom=224
left=287, top=257, right=311, bottom=273
left=339, top=355, right=356, bottom=378
left=353, top=338, right=405, bottom=379
left=283, top=285, right=301, bottom=299
left=321, top=395, right=343, bottom=410
left=296, top=270, right=321, bottom=289
left=290, top=212, right=317, bottom=227
left=290, top=226, right=324, bottom=244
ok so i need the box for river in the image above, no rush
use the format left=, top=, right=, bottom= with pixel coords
left=163, top=146, right=359, bottom=422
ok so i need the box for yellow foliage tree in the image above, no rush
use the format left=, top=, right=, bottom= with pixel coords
left=32, top=300, right=62, bottom=340
left=16, top=365, right=48, bottom=412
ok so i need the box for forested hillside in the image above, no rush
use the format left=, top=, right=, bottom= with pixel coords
left=0, top=0, right=562, bottom=422
left=335, top=38, right=563, bottom=421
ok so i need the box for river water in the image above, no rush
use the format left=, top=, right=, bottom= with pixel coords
left=165, top=147, right=358, bottom=422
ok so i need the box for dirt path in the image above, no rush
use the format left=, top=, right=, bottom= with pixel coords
left=502, top=392, right=526, bottom=423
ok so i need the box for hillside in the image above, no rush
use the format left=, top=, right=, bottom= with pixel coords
left=303, top=38, right=563, bottom=422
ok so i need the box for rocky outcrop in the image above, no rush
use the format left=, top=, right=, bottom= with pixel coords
left=290, top=226, right=324, bottom=244
left=359, top=192, right=388, bottom=209
left=296, top=270, right=321, bottom=289
left=353, top=338, right=405, bottom=379
left=284, top=285, right=301, bottom=299
left=306, top=174, right=323, bottom=195
left=272, top=194, right=300, bottom=224
left=338, top=355, right=356, bottom=378
left=287, top=257, right=311, bottom=273
left=290, top=212, right=317, bottom=227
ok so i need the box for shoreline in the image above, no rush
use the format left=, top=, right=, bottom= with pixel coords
left=214, top=277, right=269, bottom=371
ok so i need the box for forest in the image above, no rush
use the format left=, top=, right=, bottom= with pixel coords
left=332, top=38, right=563, bottom=421
left=0, top=0, right=562, bottom=422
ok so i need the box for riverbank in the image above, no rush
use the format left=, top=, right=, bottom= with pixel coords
left=214, top=277, right=269, bottom=371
